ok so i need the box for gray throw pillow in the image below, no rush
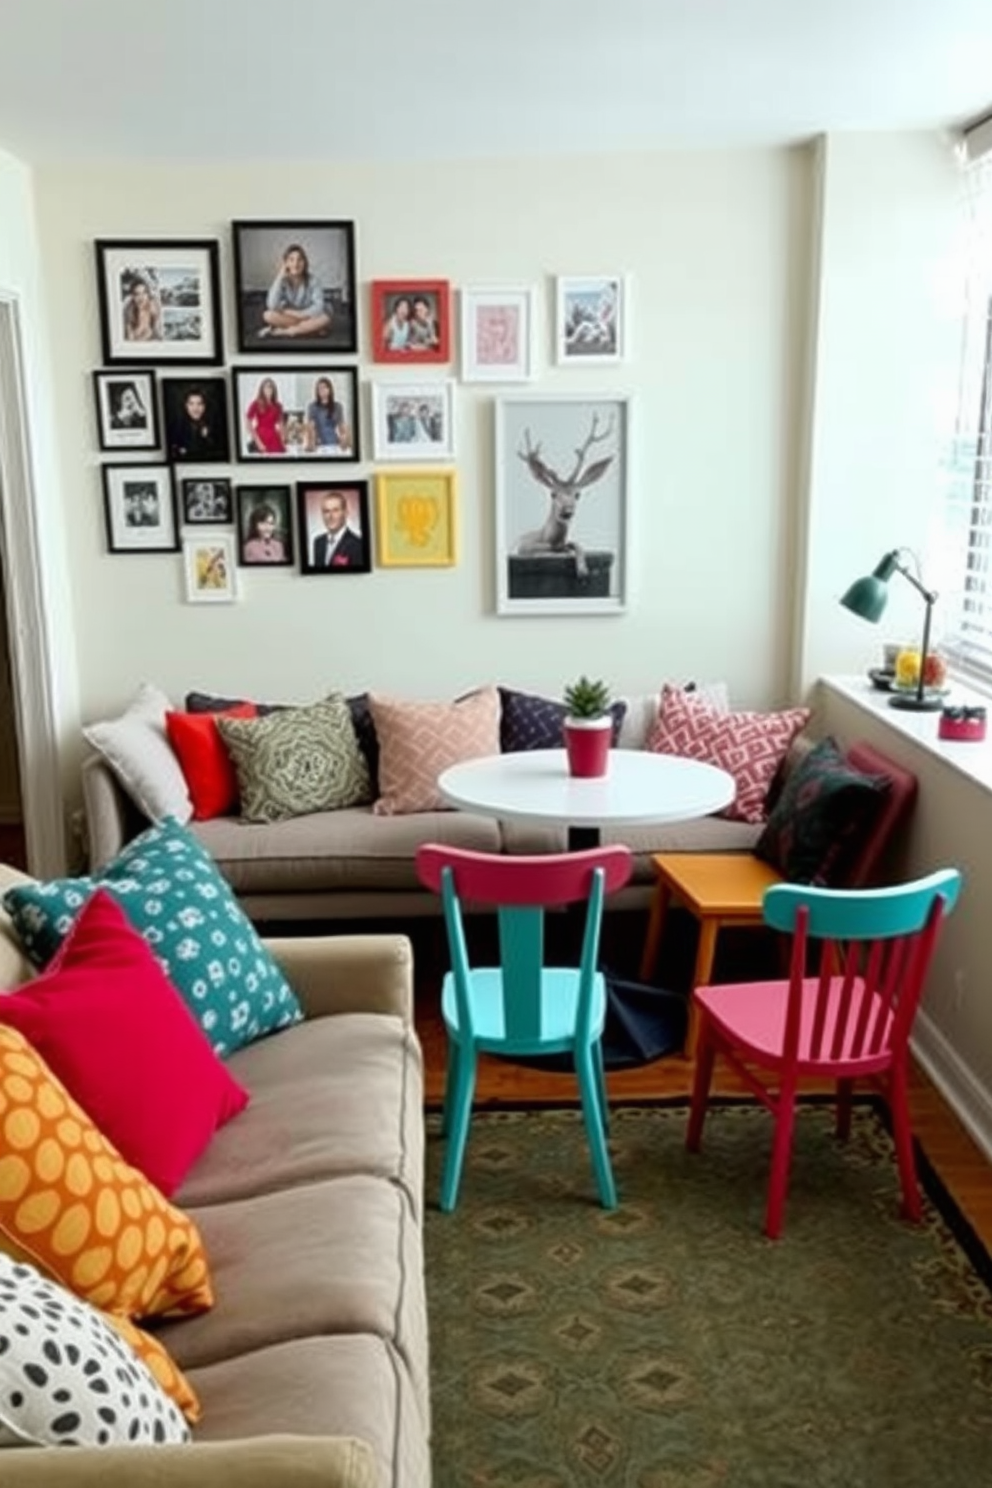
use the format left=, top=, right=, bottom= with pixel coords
left=216, top=694, right=372, bottom=823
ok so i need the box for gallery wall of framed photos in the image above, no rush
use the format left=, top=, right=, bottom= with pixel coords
left=89, top=220, right=630, bottom=611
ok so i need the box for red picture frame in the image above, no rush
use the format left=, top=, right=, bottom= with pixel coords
left=371, top=278, right=451, bottom=364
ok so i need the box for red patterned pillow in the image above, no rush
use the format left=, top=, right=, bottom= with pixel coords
left=647, top=684, right=810, bottom=824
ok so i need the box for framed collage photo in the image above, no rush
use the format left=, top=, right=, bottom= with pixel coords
left=93, top=370, right=159, bottom=451
left=374, top=470, right=457, bottom=568
left=183, top=535, right=238, bottom=603
left=297, top=482, right=371, bottom=575
left=371, top=380, right=455, bottom=462
left=236, top=485, right=294, bottom=567
left=554, top=276, right=626, bottom=365
left=162, top=375, right=231, bottom=463
left=234, top=367, right=359, bottom=461
left=460, top=286, right=535, bottom=382
left=180, top=477, right=233, bottom=526
left=371, top=279, right=451, bottom=364
left=102, top=464, right=178, bottom=554
left=232, top=220, right=358, bottom=354
left=494, top=395, right=630, bottom=616
left=94, top=239, right=223, bottom=365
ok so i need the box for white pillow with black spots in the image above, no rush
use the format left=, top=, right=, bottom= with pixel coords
left=0, top=1254, right=189, bottom=1449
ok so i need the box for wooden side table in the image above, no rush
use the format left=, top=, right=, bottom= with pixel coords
left=639, top=852, right=784, bottom=1057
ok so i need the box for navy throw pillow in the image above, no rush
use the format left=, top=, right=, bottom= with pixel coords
left=499, top=686, right=627, bottom=753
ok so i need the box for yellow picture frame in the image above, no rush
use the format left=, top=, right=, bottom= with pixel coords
left=374, top=469, right=457, bottom=567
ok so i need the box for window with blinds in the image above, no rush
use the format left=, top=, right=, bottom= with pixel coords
left=936, top=142, right=992, bottom=684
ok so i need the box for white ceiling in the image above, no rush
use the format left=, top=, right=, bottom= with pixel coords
left=2, top=0, right=992, bottom=163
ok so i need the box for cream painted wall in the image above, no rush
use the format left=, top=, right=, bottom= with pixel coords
left=794, top=133, right=961, bottom=692
left=32, top=150, right=812, bottom=730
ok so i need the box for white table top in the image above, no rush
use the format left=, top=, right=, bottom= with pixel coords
left=438, top=749, right=736, bottom=828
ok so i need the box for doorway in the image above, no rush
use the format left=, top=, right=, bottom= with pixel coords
left=0, top=557, right=26, bottom=867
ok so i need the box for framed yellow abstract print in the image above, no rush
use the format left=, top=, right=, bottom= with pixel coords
left=374, top=469, right=457, bottom=567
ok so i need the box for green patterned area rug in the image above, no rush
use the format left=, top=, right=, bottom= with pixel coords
left=424, top=1104, right=992, bottom=1488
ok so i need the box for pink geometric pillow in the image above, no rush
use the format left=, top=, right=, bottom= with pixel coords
left=369, top=687, right=501, bottom=815
left=647, top=684, right=810, bottom=823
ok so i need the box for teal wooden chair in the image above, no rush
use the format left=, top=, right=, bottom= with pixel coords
left=687, top=868, right=962, bottom=1238
left=415, top=844, right=633, bottom=1212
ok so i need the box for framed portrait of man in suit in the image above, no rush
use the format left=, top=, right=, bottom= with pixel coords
left=297, top=481, right=372, bottom=576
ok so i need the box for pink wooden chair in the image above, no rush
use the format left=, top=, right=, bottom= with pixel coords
left=686, top=869, right=962, bottom=1239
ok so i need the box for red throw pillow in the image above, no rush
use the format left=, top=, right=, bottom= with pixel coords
left=647, top=684, right=810, bottom=824
left=165, top=703, right=257, bottom=819
left=0, top=889, right=249, bottom=1195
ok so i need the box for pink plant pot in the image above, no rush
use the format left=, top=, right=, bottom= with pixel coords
left=563, top=717, right=612, bottom=778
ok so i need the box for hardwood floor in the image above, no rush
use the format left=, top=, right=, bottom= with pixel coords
left=409, top=908, right=992, bottom=1255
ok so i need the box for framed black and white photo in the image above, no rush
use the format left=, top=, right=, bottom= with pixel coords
left=554, top=276, right=627, bottom=365
left=236, top=485, right=294, bottom=567
left=92, top=370, right=159, bottom=451
left=232, top=221, right=358, bottom=354
left=94, top=240, right=223, bottom=365
left=162, top=375, right=231, bottom=463
left=180, top=477, right=233, bottom=526
left=297, top=481, right=371, bottom=575
left=494, top=395, right=630, bottom=615
left=371, top=380, right=455, bottom=461
left=102, top=464, right=178, bottom=554
left=233, top=367, right=359, bottom=461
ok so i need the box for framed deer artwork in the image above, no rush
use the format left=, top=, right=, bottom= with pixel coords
left=494, top=395, right=630, bottom=616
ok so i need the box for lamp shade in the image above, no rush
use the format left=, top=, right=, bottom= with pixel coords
left=840, top=573, right=888, bottom=623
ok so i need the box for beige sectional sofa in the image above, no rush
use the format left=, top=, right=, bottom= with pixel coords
left=0, top=865, right=430, bottom=1488
left=80, top=688, right=761, bottom=923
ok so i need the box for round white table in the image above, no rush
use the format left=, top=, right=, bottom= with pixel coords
left=438, top=748, right=735, bottom=849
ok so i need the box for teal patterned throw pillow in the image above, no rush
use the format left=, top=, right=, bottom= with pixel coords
left=2, top=818, right=303, bottom=1057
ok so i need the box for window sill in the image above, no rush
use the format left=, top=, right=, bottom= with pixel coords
left=819, top=675, right=992, bottom=797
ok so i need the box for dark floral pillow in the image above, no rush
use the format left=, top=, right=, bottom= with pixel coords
left=754, top=736, right=890, bottom=885
left=499, top=686, right=627, bottom=753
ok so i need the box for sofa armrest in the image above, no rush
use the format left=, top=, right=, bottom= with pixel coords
left=0, top=1436, right=377, bottom=1488
left=80, top=752, right=146, bottom=871
left=264, top=932, right=414, bottom=1023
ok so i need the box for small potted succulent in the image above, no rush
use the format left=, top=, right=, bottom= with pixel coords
left=562, top=675, right=613, bottom=778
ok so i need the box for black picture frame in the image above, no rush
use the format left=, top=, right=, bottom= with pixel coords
left=232, top=220, right=358, bottom=354
left=180, top=477, right=233, bottom=526
left=92, top=370, right=160, bottom=452
left=297, top=480, right=371, bottom=575
left=236, top=485, right=295, bottom=567
left=161, top=375, right=231, bottom=463
left=94, top=238, right=223, bottom=365
left=102, top=464, right=178, bottom=553
left=232, top=365, right=360, bottom=462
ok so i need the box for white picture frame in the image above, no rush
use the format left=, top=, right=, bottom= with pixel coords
left=494, top=394, right=630, bottom=616
left=370, top=379, right=456, bottom=461
left=460, top=286, right=535, bottom=382
left=554, top=275, right=627, bottom=366
left=182, top=534, right=238, bottom=603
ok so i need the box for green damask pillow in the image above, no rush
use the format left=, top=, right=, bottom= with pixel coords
left=216, top=694, right=371, bottom=823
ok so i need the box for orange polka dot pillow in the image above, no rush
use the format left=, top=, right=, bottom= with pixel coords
left=647, top=683, right=811, bottom=824
left=0, top=1023, right=213, bottom=1324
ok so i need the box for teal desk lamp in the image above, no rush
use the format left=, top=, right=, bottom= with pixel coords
left=840, top=549, right=942, bottom=712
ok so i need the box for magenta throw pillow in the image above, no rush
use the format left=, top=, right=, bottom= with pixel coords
left=647, top=684, right=810, bottom=824
left=0, top=889, right=249, bottom=1195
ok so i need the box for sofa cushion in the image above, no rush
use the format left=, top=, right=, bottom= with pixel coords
left=3, top=818, right=303, bottom=1058
left=191, top=807, right=502, bottom=896
left=369, top=687, right=501, bottom=815
left=0, top=1254, right=190, bottom=1447
left=82, top=683, right=192, bottom=825
left=498, top=685, right=626, bottom=752
left=0, top=1023, right=212, bottom=1323
left=216, top=695, right=372, bottom=823
left=754, top=736, right=891, bottom=884
left=188, top=1336, right=429, bottom=1488
left=175, top=1015, right=423, bottom=1220
left=0, top=890, right=248, bottom=1197
left=164, top=704, right=257, bottom=821
left=499, top=814, right=761, bottom=877
left=647, top=684, right=810, bottom=824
